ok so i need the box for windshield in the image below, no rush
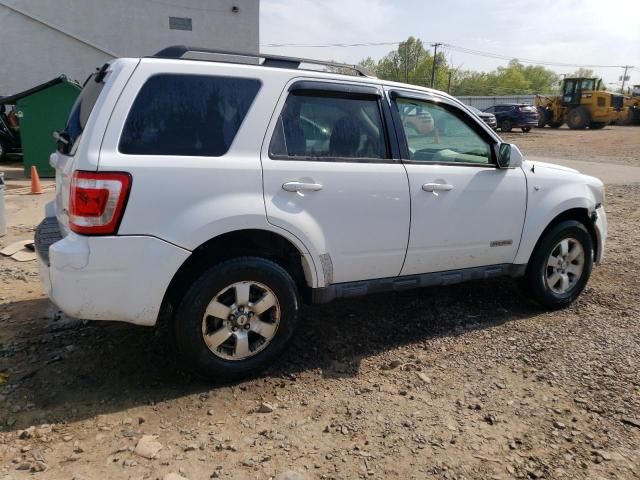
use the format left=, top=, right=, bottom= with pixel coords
left=60, top=68, right=107, bottom=154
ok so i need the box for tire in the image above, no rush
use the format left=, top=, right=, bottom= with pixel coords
left=536, top=108, right=547, bottom=128
left=566, top=106, right=589, bottom=130
left=174, top=257, right=299, bottom=381
left=522, top=127, right=531, bottom=133
left=521, top=220, right=593, bottom=309
left=549, top=121, right=563, bottom=129
left=501, top=119, right=513, bottom=132
left=589, top=122, right=606, bottom=130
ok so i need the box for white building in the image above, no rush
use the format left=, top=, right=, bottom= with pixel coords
left=0, top=0, right=259, bottom=95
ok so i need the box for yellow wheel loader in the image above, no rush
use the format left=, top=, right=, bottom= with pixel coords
left=535, top=78, right=624, bottom=130
left=619, top=85, right=640, bottom=125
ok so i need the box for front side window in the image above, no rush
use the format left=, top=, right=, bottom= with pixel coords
left=395, top=98, right=492, bottom=165
left=119, top=74, right=260, bottom=156
left=269, top=92, right=388, bottom=160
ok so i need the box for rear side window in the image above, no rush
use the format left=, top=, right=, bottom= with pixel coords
left=269, top=92, right=389, bottom=160
left=119, top=74, right=261, bottom=156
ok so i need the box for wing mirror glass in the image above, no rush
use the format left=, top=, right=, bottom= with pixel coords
left=498, top=143, right=523, bottom=168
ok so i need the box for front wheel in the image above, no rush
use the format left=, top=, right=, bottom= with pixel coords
left=521, top=220, right=593, bottom=309
left=567, top=106, right=589, bottom=130
left=174, top=257, right=299, bottom=380
left=501, top=119, right=513, bottom=132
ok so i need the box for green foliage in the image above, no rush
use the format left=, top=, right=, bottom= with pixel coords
left=571, top=68, right=595, bottom=78
left=359, top=39, right=560, bottom=95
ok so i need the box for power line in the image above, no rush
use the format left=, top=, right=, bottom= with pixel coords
left=263, top=41, right=405, bottom=48
left=262, top=40, right=631, bottom=69
left=443, top=44, right=629, bottom=69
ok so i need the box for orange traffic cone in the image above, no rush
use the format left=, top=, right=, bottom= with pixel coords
left=30, top=166, right=43, bottom=194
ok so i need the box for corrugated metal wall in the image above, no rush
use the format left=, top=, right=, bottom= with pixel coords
left=456, top=95, right=543, bottom=110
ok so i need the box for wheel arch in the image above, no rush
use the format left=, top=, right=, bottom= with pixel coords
left=159, top=228, right=319, bottom=325
left=517, top=207, right=597, bottom=268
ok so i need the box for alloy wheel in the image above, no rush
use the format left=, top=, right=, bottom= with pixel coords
left=201, top=281, right=280, bottom=360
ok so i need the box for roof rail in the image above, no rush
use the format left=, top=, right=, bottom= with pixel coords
left=151, top=46, right=372, bottom=77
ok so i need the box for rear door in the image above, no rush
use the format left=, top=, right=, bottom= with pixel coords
left=261, top=80, right=410, bottom=284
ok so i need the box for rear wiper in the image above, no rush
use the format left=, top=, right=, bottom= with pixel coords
left=53, top=130, right=69, bottom=145
left=94, top=63, right=110, bottom=83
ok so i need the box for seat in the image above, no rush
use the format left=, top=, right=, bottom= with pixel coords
left=329, top=116, right=361, bottom=157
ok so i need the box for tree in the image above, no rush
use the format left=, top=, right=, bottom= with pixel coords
left=357, top=57, right=377, bottom=76
left=571, top=68, right=595, bottom=78
left=359, top=42, right=559, bottom=95
left=372, top=37, right=451, bottom=89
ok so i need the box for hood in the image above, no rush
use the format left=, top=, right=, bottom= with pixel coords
left=523, top=159, right=579, bottom=174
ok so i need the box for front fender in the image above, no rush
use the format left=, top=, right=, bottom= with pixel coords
left=514, top=181, right=599, bottom=265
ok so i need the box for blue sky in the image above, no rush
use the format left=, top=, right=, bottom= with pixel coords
left=261, top=0, right=639, bottom=88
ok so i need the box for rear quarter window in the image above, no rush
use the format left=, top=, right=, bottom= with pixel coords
left=119, top=74, right=261, bottom=156
left=63, top=69, right=107, bottom=154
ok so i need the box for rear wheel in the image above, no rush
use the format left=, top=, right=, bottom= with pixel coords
left=521, top=220, right=593, bottom=309
left=567, top=106, right=589, bottom=130
left=522, top=127, right=531, bottom=133
left=501, top=119, right=513, bottom=132
left=174, top=257, right=299, bottom=380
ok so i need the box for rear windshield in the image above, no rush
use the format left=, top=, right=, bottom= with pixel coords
left=119, top=74, right=261, bottom=157
left=62, top=70, right=107, bottom=154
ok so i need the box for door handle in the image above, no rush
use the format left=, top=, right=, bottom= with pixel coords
left=282, top=181, right=323, bottom=192
left=422, top=183, right=454, bottom=193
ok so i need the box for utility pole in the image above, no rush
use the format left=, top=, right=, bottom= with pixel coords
left=620, top=66, right=633, bottom=93
left=447, top=70, right=453, bottom=93
left=430, top=43, right=442, bottom=88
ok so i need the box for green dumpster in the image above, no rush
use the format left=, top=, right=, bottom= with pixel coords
left=0, top=77, right=81, bottom=177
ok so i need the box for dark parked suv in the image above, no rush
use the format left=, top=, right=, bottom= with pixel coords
left=483, top=104, right=538, bottom=132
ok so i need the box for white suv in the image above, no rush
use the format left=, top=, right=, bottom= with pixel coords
left=35, top=47, right=607, bottom=380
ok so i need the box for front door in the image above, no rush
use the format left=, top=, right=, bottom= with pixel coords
left=261, top=80, right=410, bottom=284
left=389, top=90, right=527, bottom=276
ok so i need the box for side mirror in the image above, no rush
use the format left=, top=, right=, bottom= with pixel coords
left=498, top=143, right=523, bottom=169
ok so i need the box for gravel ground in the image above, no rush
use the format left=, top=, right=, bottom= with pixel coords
left=0, top=128, right=639, bottom=480
left=501, top=125, right=640, bottom=167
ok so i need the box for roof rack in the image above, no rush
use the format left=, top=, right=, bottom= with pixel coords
left=151, top=46, right=372, bottom=77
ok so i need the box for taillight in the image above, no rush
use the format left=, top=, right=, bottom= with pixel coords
left=69, top=171, right=132, bottom=235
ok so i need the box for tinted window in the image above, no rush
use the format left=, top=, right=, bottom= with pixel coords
left=269, top=92, right=388, bottom=160
left=484, top=106, right=494, bottom=113
left=395, top=98, right=492, bottom=165
left=63, top=71, right=107, bottom=154
left=120, top=74, right=260, bottom=156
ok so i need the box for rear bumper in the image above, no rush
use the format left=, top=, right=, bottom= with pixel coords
left=36, top=217, right=190, bottom=326
left=515, top=117, right=539, bottom=127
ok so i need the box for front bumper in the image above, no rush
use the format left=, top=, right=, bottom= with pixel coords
left=36, top=217, right=191, bottom=326
left=593, top=204, right=607, bottom=264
